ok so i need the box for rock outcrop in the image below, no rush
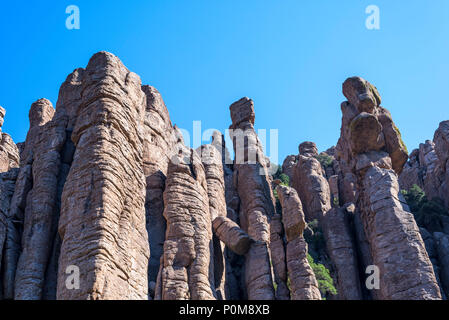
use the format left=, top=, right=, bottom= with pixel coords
left=335, top=77, right=441, bottom=300
left=276, top=184, right=321, bottom=300
left=156, top=146, right=215, bottom=300
left=57, top=52, right=150, bottom=300
left=281, top=155, right=297, bottom=183
left=197, top=132, right=229, bottom=300
left=2, top=53, right=448, bottom=301
left=0, top=107, right=20, bottom=299
left=141, top=85, right=178, bottom=294
left=291, top=142, right=331, bottom=222
left=229, top=97, right=276, bottom=300
left=322, top=207, right=362, bottom=300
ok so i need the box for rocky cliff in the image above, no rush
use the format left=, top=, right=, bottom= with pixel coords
left=0, top=52, right=447, bottom=300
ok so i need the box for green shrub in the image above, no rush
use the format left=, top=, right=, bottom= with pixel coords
left=401, top=184, right=449, bottom=232
left=307, top=254, right=337, bottom=298
left=315, top=153, right=334, bottom=170
left=401, top=184, right=425, bottom=213
left=278, top=173, right=290, bottom=186
left=304, top=219, right=326, bottom=260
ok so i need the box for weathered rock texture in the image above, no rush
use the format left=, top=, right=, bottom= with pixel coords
left=10, top=98, right=58, bottom=300
left=0, top=107, right=20, bottom=299
left=281, top=155, right=297, bottom=183
left=141, top=85, right=178, bottom=294
left=2, top=53, right=448, bottom=301
left=57, top=52, right=150, bottom=300
left=400, top=122, right=449, bottom=211
left=229, top=97, right=276, bottom=300
left=156, top=146, right=215, bottom=300
left=197, top=132, right=229, bottom=299
left=292, top=141, right=331, bottom=222
left=269, top=214, right=289, bottom=300
left=213, top=216, right=251, bottom=256
left=276, top=184, right=321, bottom=300
left=322, top=207, right=362, bottom=300
left=335, top=76, right=441, bottom=300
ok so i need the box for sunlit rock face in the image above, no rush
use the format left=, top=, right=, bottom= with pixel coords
left=335, top=77, right=441, bottom=300
left=1, top=53, right=447, bottom=301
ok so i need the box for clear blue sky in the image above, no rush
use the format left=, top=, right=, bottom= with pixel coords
left=1, top=1, right=448, bottom=164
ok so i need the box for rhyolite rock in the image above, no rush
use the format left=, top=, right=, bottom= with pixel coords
left=292, top=141, right=331, bottom=222
left=322, top=207, right=363, bottom=300
left=141, top=85, right=179, bottom=293
left=0, top=107, right=20, bottom=299
left=229, top=97, right=276, bottom=300
left=213, top=216, right=252, bottom=256
left=434, top=232, right=449, bottom=296
left=276, top=184, right=321, bottom=300
left=156, top=145, right=215, bottom=300
left=269, top=214, right=289, bottom=300
left=2, top=54, right=448, bottom=301
left=5, top=98, right=56, bottom=300
left=282, top=155, right=297, bottom=183
left=57, top=52, right=150, bottom=300
left=336, top=76, right=441, bottom=300
left=197, top=132, right=229, bottom=300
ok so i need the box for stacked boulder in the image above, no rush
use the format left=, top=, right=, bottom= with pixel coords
left=335, top=76, right=441, bottom=299
left=276, top=184, right=321, bottom=300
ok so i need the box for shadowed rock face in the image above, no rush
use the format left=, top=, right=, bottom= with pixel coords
left=0, top=107, right=20, bottom=300
left=156, top=146, right=215, bottom=300
left=433, top=121, right=449, bottom=209
left=229, top=97, right=275, bottom=300
left=276, top=184, right=321, bottom=300
left=336, top=77, right=441, bottom=300
left=322, top=207, right=362, bottom=300
left=269, top=214, right=289, bottom=300
left=57, top=52, right=150, bottom=300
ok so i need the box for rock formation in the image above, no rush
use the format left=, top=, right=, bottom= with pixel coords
left=197, top=131, right=228, bottom=299
left=321, top=207, right=362, bottom=300
left=0, top=107, right=20, bottom=300
left=156, top=146, right=215, bottom=300
left=281, top=155, right=297, bottom=183
left=1, top=53, right=448, bottom=301
left=276, top=184, right=321, bottom=300
left=141, top=85, right=178, bottom=295
left=291, top=141, right=331, bottom=222
left=10, top=98, right=57, bottom=300
left=335, top=76, right=441, bottom=300
left=228, top=97, right=276, bottom=300
left=57, top=52, right=150, bottom=300
left=400, top=122, right=449, bottom=211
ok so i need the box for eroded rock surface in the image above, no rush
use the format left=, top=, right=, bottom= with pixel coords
left=0, top=107, right=20, bottom=299
left=336, top=77, right=441, bottom=300
left=57, top=52, right=150, bottom=300
left=292, top=141, right=331, bottom=222
left=157, top=146, right=215, bottom=300
left=229, top=97, right=275, bottom=300
left=276, top=184, right=321, bottom=300
left=141, top=85, right=178, bottom=291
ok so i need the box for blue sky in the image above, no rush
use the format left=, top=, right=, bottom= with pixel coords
left=0, top=1, right=448, bottom=164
